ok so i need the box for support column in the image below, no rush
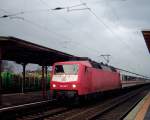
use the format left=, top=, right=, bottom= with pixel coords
left=42, top=65, right=46, bottom=99
left=22, top=63, right=26, bottom=93
left=0, top=48, right=2, bottom=105
left=45, top=66, right=48, bottom=83
left=45, top=66, right=48, bottom=98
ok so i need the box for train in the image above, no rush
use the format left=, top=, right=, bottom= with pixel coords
left=50, top=59, right=147, bottom=100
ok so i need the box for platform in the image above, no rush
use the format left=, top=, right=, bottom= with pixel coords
left=144, top=106, right=150, bottom=120
left=124, top=91, right=150, bottom=120
left=0, top=91, right=50, bottom=108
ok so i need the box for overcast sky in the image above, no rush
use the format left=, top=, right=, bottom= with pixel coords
left=0, top=0, right=150, bottom=76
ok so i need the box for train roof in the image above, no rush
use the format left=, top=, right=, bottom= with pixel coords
left=54, top=58, right=117, bottom=72
left=54, top=61, right=92, bottom=67
left=73, top=57, right=117, bottom=72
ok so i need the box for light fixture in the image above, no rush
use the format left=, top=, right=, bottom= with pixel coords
left=52, top=84, right=56, bottom=88
left=72, top=84, right=76, bottom=88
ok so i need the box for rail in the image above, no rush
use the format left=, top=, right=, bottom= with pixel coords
left=46, top=86, right=149, bottom=120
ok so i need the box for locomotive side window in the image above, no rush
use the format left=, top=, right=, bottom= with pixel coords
left=55, top=65, right=64, bottom=73
left=54, top=64, right=78, bottom=75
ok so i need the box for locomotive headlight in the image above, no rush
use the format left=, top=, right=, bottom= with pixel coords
left=52, top=84, right=56, bottom=88
left=72, top=84, right=76, bottom=88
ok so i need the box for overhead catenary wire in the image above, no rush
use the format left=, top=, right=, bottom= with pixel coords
left=0, top=9, right=52, bottom=19
left=22, top=16, right=149, bottom=79
left=0, top=3, right=142, bottom=62
left=50, top=1, right=133, bottom=63
left=0, top=1, right=146, bottom=61
left=0, top=8, right=72, bottom=44
left=78, top=0, right=150, bottom=78
left=78, top=0, right=134, bottom=49
left=79, top=0, right=120, bottom=38
left=0, top=0, right=149, bottom=78
left=0, top=9, right=75, bottom=50
left=0, top=3, right=140, bottom=58
left=103, top=0, right=146, bottom=72
left=0, top=1, right=121, bottom=57
left=0, top=8, right=9, bottom=14
left=104, top=0, right=145, bottom=55
left=79, top=0, right=147, bottom=69
left=38, top=0, right=105, bottom=54
left=0, top=7, right=100, bottom=57
left=104, top=0, right=121, bottom=27
left=40, top=0, right=87, bottom=11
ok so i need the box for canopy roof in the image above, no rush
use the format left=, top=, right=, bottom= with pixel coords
left=0, top=36, right=78, bottom=65
left=142, top=31, right=150, bottom=53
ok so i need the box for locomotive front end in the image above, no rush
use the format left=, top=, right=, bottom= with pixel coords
left=50, top=63, right=80, bottom=98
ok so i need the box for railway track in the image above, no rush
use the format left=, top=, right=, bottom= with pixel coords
left=0, top=99, right=58, bottom=120
left=89, top=89, right=148, bottom=120
left=17, top=107, right=71, bottom=120
left=0, top=85, right=149, bottom=120
left=44, top=86, right=149, bottom=120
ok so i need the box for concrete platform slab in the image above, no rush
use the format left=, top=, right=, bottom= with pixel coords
left=0, top=91, right=50, bottom=108
left=144, top=106, right=150, bottom=120
left=124, top=92, right=150, bottom=120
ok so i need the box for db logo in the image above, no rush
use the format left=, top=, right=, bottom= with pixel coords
left=60, top=85, right=67, bottom=88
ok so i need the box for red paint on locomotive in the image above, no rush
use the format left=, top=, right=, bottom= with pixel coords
left=50, top=60, right=122, bottom=97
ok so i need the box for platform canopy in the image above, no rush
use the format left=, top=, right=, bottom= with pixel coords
left=142, top=31, right=150, bottom=53
left=0, top=36, right=79, bottom=65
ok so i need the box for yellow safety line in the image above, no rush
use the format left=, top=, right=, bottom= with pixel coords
left=135, top=93, right=150, bottom=120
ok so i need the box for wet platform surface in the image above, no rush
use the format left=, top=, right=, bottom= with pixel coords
left=144, top=106, right=150, bottom=120
left=0, top=91, right=50, bottom=108
left=124, top=91, right=150, bottom=120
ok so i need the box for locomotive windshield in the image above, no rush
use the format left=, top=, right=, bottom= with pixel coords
left=54, top=64, right=78, bottom=75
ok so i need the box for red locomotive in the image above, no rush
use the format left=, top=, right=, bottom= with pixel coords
left=50, top=59, right=122, bottom=99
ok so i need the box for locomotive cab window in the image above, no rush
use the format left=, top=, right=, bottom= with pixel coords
left=54, top=64, right=78, bottom=75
